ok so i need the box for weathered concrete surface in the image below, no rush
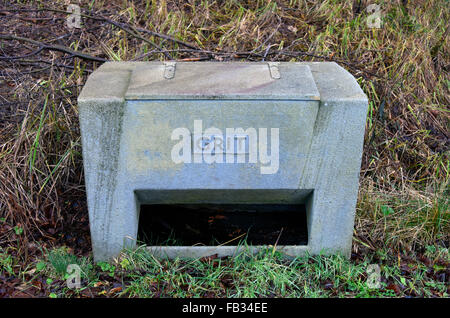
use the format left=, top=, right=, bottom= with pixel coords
left=78, top=62, right=368, bottom=262
left=126, top=63, right=320, bottom=100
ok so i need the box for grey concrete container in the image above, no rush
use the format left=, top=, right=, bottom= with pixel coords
left=78, top=61, right=368, bottom=262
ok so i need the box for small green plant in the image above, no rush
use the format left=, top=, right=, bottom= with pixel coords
left=381, top=205, right=394, bottom=216
left=35, top=261, right=46, bottom=272
left=0, top=248, right=15, bottom=275
left=47, top=248, right=80, bottom=277
left=46, top=247, right=94, bottom=282
left=120, top=258, right=131, bottom=270
left=97, top=261, right=116, bottom=277
left=13, top=226, right=23, bottom=236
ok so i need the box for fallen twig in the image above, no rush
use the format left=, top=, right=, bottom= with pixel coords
left=0, top=7, right=199, bottom=51
left=0, top=34, right=106, bottom=62
left=0, top=46, right=44, bottom=60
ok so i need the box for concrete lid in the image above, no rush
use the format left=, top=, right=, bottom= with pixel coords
left=125, top=62, right=320, bottom=100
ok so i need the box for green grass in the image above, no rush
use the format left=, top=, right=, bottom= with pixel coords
left=46, top=247, right=93, bottom=280
left=0, top=247, right=16, bottom=276
left=9, top=244, right=441, bottom=298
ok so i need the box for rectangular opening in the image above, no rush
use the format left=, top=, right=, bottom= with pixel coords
left=138, top=204, right=308, bottom=246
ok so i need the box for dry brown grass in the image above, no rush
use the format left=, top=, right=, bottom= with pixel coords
left=0, top=0, right=448, bottom=263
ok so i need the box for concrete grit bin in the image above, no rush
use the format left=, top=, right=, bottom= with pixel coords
left=78, top=61, right=368, bottom=262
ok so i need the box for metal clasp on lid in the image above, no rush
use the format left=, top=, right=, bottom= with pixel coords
left=268, top=62, right=281, bottom=79
left=164, top=62, right=176, bottom=79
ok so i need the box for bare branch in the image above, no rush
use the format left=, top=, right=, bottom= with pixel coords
left=0, top=34, right=106, bottom=62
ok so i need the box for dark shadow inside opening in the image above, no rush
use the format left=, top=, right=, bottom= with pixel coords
left=138, top=204, right=308, bottom=246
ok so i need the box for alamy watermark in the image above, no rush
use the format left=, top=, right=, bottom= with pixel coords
left=366, top=264, right=381, bottom=288
left=171, top=120, right=279, bottom=174
left=66, top=264, right=81, bottom=289
left=366, top=4, right=382, bottom=29
left=66, top=4, right=81, bottom=29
